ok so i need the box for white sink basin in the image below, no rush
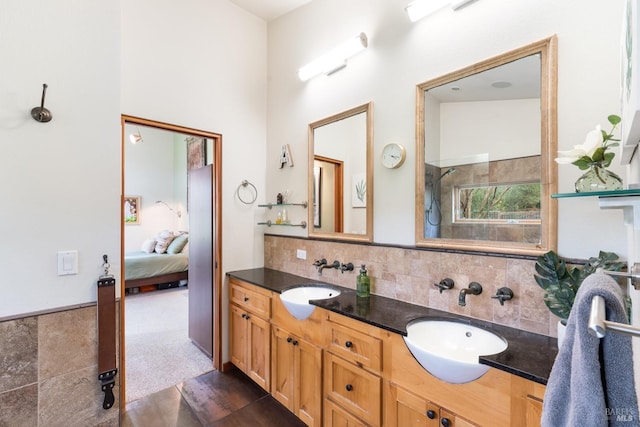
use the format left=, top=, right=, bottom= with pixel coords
left=280, top=285, right=341, bottom=320
left=403, top=319, right=507, bottom=384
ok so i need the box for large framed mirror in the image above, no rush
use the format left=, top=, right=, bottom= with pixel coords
left=415, top=36, right=557, bottom=255
left=309, top=102, right=373, bottom=242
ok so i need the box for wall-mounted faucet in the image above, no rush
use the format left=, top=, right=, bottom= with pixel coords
left=340, top=262, right=354, bottom=274
left=433, top=278, right=454, bottom=294
left=318, top=260, right=340, bottom=275
left=492, top=287, right=514, bottom=306
left=313, top=258, right=327, bottom=271
left=458, top=282, right=482, bottom=306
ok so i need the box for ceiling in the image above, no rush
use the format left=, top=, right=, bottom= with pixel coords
left=229, top=0, right=311, bottom=21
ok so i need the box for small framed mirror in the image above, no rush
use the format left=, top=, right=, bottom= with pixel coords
left=308, top=102, right=373, bottom=242
left=415, top=36, right=557, bottom=255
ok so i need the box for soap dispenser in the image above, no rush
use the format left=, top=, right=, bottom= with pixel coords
left=357, top=264, right=370, bottom=297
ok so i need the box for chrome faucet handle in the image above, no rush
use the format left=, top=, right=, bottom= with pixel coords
left=340, top=262, right=354, bottom=274
left=433, top=278, right=454, bottom=293
left=491, top=287, right=514, bottom=306
left=329, top=260, right=341, bottom=269
left=313, top=258, right=327, bottom=267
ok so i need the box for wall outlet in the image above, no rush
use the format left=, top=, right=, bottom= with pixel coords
left=296, top=249, right=307, bottom=260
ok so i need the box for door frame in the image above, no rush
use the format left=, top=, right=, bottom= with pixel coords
left=119, top=114, right=223, bottom=407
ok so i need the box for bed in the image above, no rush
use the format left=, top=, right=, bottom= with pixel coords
left=124, top=251, right=189, bottom=290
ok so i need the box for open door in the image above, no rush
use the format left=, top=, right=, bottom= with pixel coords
left=188, top=164, right=213, bottom=356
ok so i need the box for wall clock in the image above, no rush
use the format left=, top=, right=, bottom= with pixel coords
left=381, top=143, right=406, bottom=169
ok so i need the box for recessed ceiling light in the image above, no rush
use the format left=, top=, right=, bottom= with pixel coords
left=451, top=86, right=461, bottom=91
left=491, top=81, right=512, bottom=88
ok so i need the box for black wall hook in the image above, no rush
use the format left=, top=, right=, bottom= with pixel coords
left=31, top=83, right=52, bottom=123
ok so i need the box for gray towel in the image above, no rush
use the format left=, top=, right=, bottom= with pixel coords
left=542, top=273, right=639, bottom=427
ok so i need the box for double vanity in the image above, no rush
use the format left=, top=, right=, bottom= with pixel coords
left=228, top=267, right=557, bottom=427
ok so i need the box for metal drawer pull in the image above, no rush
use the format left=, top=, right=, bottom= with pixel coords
left=345, top=341, right=353, bottom=348
left=427, top=410, right=436, bottom=419
left=345, top=384, right=353, bottom=392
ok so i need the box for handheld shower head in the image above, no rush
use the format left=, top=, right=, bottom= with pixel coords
left=435, top=167, right=456, bottom=183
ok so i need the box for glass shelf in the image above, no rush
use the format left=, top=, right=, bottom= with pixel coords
left=552, top=189, right=640, bottom=199
left=257, top=220, right=307, bottom=229
left=258, top=201, right=308, bottom=209
left=552, top=189, right=640, bottom=230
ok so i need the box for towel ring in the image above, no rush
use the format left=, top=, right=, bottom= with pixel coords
left=236, top=180, right=257, bottom=205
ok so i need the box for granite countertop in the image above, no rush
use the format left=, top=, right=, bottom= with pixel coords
left=227, top=267, right=558, bottom=385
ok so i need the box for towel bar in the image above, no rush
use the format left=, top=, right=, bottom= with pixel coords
left=588, top=295, right=640, bottom=338
left=597, top=263, right=640, bottom=290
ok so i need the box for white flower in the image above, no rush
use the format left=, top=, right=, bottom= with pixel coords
left=555, top=125, right=604, bottom=164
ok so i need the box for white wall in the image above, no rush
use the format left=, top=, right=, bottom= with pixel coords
left=267, top=0, right=630, bottom=260
left=0, top=0, right=121, bottom=317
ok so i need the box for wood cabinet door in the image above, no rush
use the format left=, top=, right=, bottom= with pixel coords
left=229, top=304, right=247, bottom=372
left=271, top=326, right=295, bottom=409
left=295, top=337, right=323, bottom=427
left=386, top=382, right=440, bottom=427
left=247, top=313, right=270, bottom=391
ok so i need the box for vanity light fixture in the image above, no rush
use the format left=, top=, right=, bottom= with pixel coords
left=129, top=127, right=143, bottom=144
left=405, top=0, right=449, bottom=22
left=155, top=200, right=182, bottom=218
left=405, top=0, right=478, bottom=22
left=298, top=32, right=368, bottom=81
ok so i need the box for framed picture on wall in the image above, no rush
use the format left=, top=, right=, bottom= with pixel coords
left=187, top=137, right=206, bottom=171
left=352, top=174, right=366, bottom=208
left=124, top=196, right=140, bottom=224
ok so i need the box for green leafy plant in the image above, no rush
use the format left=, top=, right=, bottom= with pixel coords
left=534, top=250, right=625, bottom=320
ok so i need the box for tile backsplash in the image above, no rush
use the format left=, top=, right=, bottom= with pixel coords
left=265, top=235, right=560, bottom=337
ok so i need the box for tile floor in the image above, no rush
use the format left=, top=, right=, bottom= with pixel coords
left=121, top=368, right=306, bottom=427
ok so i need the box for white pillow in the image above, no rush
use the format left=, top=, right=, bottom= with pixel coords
left=154, top=230, right=175, bottom=254
left=141, top=239, right=156, bottom=254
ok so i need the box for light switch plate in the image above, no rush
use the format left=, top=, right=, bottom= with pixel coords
left=57, top=250, right=78, bottom=275
left=296, top=249, right=307, bottom=260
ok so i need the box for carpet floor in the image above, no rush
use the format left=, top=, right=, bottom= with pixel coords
left=124, top=286, right=214, bottom=403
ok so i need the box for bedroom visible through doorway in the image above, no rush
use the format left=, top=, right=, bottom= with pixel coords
left=120, top=116, right=222, bottom=406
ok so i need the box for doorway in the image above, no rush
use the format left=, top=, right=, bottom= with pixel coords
left=119, top=115, right=222, bottom=405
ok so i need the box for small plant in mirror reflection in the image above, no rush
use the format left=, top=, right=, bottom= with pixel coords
left=555, top=114, right=621, bottom=169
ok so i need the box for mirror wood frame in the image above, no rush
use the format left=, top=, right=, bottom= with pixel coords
left=415, top=36, right=558, bottom=256
left=308, top=102, right=374, bottom=242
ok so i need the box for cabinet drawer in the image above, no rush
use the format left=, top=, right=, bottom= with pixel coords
left=230, top=279, right=271, bottom=318
left=324, top=398, right=367, bottom=427
left=326, top=320, right=382, bottom=372
left=324, top=352, right=381, bottom=426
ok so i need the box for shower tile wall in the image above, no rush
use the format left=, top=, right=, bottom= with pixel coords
left=265, top=235, right=559, bottom=337
left=0, top=305, right=120, bottom=427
